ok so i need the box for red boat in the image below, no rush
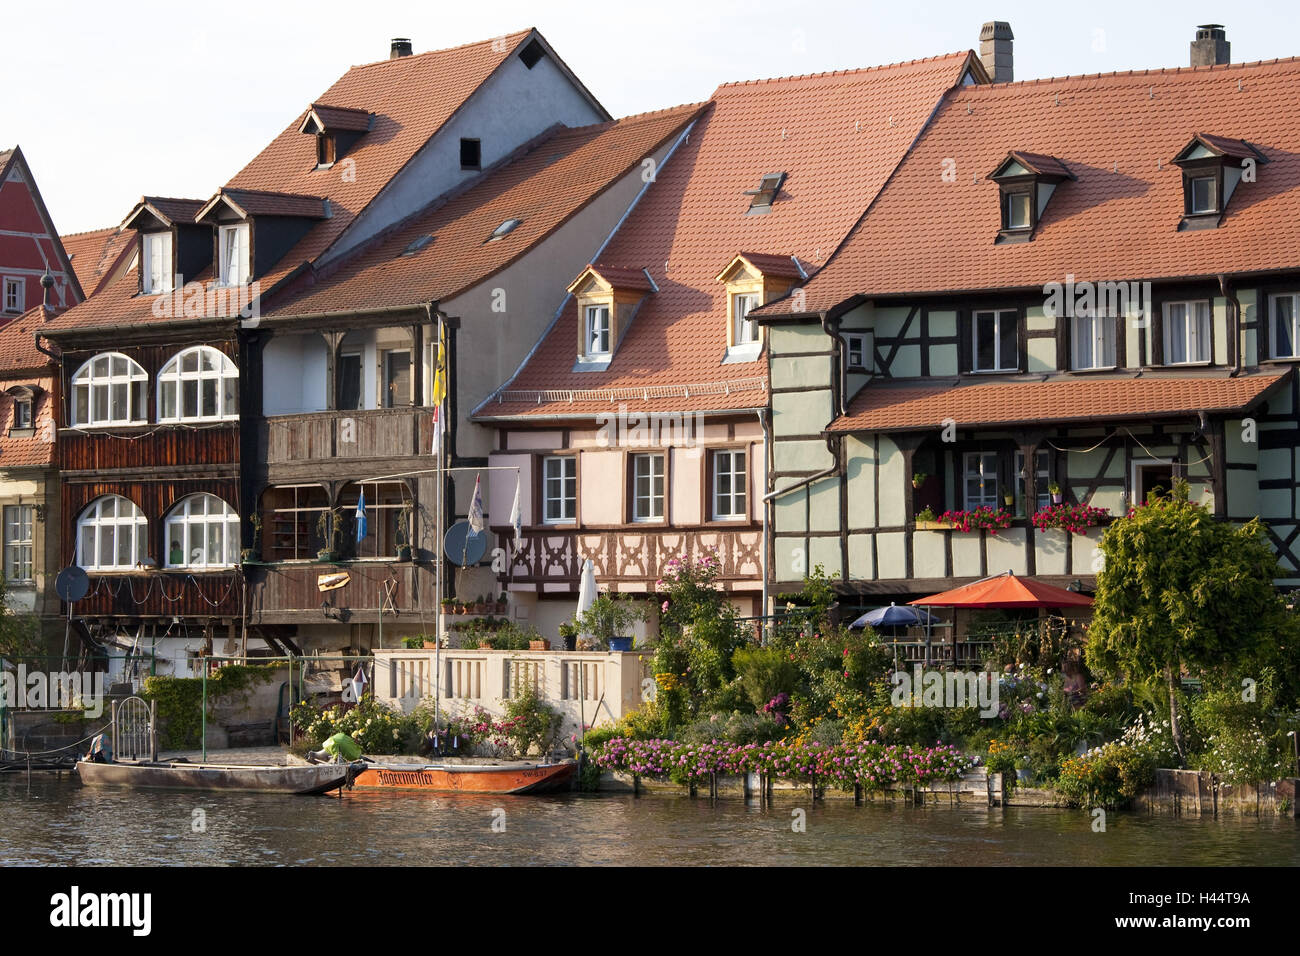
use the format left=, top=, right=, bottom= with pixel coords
left=350, top=760, right=577, bottom=795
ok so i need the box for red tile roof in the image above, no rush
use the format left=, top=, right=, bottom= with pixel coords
left=827, top=372, right=1288, bottom=433
left=130, top=197, right=207, bottom=226
left=265, top=104, right=704, bottom=318
left=43, top=30, right=541, bottom=334
left=199, top=188, right=329, bottom=220
left=475, top=52, right=979, bottom=420
left=579, top=264, right=657, bottom=293
left=59, top=227, right=135, bottom=298
left=0, top=370, right=55, bottom=469
left=306, top=104, right=372, bottom=133
left=759, top=57, right=1300, bottom=315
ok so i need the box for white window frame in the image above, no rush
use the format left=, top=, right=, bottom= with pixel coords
left=631, top=453, right=665, bottom=522
left=1190, top=176, right=1217, bottom=215
left=732, top=293, right=760, bottom=346
left=1005, top=190, right=1032, bottom=230
left=1270, top=293, right=1300, bottom=359
left=542, top=456, right=576, bottom=524
left=3, top=276, right=23, bottom=313
left=157, top=346, right=239, bottom=423
left=586, top=305, right=611, bottom=357
left=164, top=494, right=239, bottom=569
left=11, top=395, right=32, bottom=430
left=3, top=504, right=34, bottom=584
left=77, top=495, right=148, bottom=571
left=218, top=223, right=250, bottom=287
left=971, top=308, right=1018, bottom=372
left=1162, top=300, right=1211, bottom=365
left=844, top=333, right=867, bottom=370
left=142, top=232, right=173, bottom=295
left=712, top=449, right=747, bottom=521
left=963, top=451, right=1000, bottom=510
left=70, top=352, right=148, bottom=427
left=1071, top=312, right=1116, bottom=370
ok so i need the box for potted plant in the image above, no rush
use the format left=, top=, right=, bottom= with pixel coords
left=578, top=593, right=648, bottom=652
left=1002, top=490, right=1015, bottom=508
left=914, top=505, right=945, bottom=529
left=316, top=508, right=343, bottom=562
left=912, top=472, right=928, bottom=489
left=243, top=512, right=262, bottom=564
left=1048, top=480, right=1063, bottom=504
left=529, top=637, right=550, bottom=651
left=441, top=598, right=454, bottom=616
left=496, top=591, right=508, bottom=613
left=395, top=506, right=412, bottom=562
left=558, top=621, right=578, bottom=652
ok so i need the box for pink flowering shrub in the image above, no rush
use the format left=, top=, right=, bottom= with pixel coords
left=592, top=737, right=972, bottom=791
left=1031, top=502, right=1109, bottom=533
left=938, top=507, right=1013, bottom=534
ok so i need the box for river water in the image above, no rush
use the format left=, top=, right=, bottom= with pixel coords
left=2, top=776, right=1297, bottom=866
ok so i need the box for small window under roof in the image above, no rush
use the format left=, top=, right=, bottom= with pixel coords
left=460, top=138, right=481, bottom=171
left=744, top=172, right=786, bottom=214
left=400, top=234, right=434, bottom=257
left=518, top=39, right=545, bottom=69
left=486, top=218, right=522, bottom=242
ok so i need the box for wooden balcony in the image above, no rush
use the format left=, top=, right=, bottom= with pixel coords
left=501, top=526, right=763, bottom=590
left=255, top=408, right=430, bottom=479
left=246, top=559, right=432, bottom=625
left=75, top=571, right=242, bottom=619
left=61, top=423, right=239, bottom=473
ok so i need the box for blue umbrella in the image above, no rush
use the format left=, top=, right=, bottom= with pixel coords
left=849, top=603, right=939, bottom=629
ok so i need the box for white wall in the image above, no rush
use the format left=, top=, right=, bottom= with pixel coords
left=324, top=48, right=606, bottom=266
left=263, top=334, right=329, bottom=415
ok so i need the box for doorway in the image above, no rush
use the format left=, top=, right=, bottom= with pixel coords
left=1132, top=459, right=1175, bottom=505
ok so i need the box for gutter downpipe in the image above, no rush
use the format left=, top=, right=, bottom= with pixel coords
left=1218, top=275, right=1242, bottom=376
left=757, top=408, right=770, bottom=627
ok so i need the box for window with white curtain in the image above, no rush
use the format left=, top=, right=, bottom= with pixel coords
left=1071, top=313, right=1116, bottom=370
left=1163, top=300, right=1211, bottom=365
left=712, top=449, right=747, bottom=520
left=963, top=452, right=1000, bottom=509
left=1271, top=293, right=1300, bottom=359
left=77, top=495, right=148, bottom=571
left=158, top=346, right=239, bottom=422
left=164, top=494, right=239, bottom=569
left=586, top=305, right=611, bottom=356
left=70, top=353, right=148, bottom=427
left=732, top=293, right=760, bottom=346
left=218, top=223, right=250, bottom=287
left=142, top=232, right=173, bottom=294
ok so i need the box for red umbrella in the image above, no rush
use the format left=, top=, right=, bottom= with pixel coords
left=909, top=570, right=1094, bottom=609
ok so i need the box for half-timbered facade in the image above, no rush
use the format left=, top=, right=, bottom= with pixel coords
left=756, top=50, right=1300, bottom=621
left=474, top=51, right=987, bottom=634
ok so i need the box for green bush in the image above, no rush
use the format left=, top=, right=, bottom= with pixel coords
left=502, top=687, right=562, bottom=757
left=732, top=645, right=798, bottom=711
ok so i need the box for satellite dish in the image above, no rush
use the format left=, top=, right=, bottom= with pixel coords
left=443, top=520, right=487, bottom=567
left=55, top=566, right=90, bottom=603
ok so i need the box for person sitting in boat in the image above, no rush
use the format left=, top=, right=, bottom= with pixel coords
left=86, top=733, right=112, bottom=763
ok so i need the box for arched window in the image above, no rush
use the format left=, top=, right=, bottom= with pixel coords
left=158, top=346, right=239, bottom=422
left=70, top=353, right=148, bottom=427
left=77, top=495, right=148, bottom=571
left=164, top=494, right=239, bottom=568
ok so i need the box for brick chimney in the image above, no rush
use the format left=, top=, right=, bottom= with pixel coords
left=1190, top=24, right=1229, bottom=67
left=390, top=37, right=413, bottom=59
left=979, top=21, right=1014, bottom=84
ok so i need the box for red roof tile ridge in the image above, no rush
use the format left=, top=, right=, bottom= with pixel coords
left=957, top=55, right=1300, bottom=92
left=342, top=28, right=532, bottom=72
left=713, top=50, right=971, bottom=91
left=59, top=224, right=118, bottom=240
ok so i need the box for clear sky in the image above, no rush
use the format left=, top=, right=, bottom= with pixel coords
left=5, top=0, right=1298, bottom=235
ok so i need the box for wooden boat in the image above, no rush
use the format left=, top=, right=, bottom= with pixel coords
left=75, top=759, right=361, bottom=795
left=351, top=759, right=577, bottom=795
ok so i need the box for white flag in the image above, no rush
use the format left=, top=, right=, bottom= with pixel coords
left=509, top=472, right=523, bottom=551
left=431, top=404, right=443, bottom=456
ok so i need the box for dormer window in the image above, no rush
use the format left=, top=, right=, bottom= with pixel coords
left=218, top=223, right=250, bottom=287
left=716, top=253, right=804, bottom=360
left=1171, top=133, right=1267, bottom=230
left=744, top=172, right=786, bottom=214
left=586, top=305, right=611, bottom=356
left=988, top=151, right=1074, bottom=243
left=566, top=264, right=655, bottom=367
left=142, top=232, right=173, bottom=294
left=299, top=103, right=370, bottom=168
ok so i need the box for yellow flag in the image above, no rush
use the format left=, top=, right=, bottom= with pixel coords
left=431, top=324, right=446, bottom=407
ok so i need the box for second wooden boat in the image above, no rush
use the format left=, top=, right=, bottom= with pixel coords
left=351, top=760, right=577, bottom=795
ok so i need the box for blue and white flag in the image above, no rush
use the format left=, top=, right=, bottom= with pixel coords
left=509, top=472, right=522, bottom=551
left=468, top=474, right=485, bottom=538
left=355, top=487, right=367, bottom=543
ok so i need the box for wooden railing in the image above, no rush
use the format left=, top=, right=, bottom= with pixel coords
left=500, top=527, right=763, bottom=588
left=246, top=560, right=432, bottom=625
left=75, top=571, right=242, bottom=618
left=257, top=408, right=429, bottom=467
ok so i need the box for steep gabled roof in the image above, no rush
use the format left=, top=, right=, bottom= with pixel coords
left=60, top=226, right=136, bottom=298
left=0, top=145, right=85, bottom=304
left=264, top=104, right=704, bottom=319
left=759, top=56, right=1300, bottom=315
left=474, top=51, right=980, bottom=420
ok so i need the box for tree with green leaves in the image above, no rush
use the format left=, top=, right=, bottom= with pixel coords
left=1086, top=481, right=1295, bottom=764
left=0, top=574, right=44, bottom=660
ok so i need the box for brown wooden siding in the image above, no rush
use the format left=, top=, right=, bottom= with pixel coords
left=75, top=571, right=242, bottom=618
left=247, top=561, right=431, bottom=625
left=61, top=424, right=239, bottom=472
